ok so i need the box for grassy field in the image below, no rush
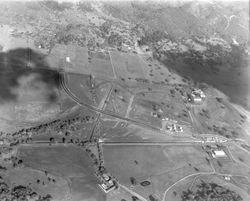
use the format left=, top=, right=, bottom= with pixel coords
left=88, top=51, right=114, bottom=79
left=46, top=44, right=89, bottom=73
left=103, top=145, right=211, bottom=189
left=129, top=88, right=191, bottom=129
left=65, top=73, right=111, bottom=107
left=47, top=46, right=114, bottom=80
left=228, top=143, right=250, bottom=166
left=18, top=144, right=105, bottom=201
left=192, top=96, right=248, bottom=139
left=110, top=51, right=146, bottom=80
left=2, top=167, right=70, bottom=201
left=212, top=156, right=250, bottom=177
left=165, top=174, right=250, bottom=201
left=98, top=117, right=196, bottom=142
left=129, top=96, right=162, bottom=128
left=19, top=145, right=94, bottom=177
left=103, top=145, right=212, bottom=200
left=151, top=163, right=213, bottom=200
left=104, top=84, right=133, bottom=117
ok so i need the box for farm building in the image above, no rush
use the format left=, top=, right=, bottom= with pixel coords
left=188, top=88, right=206, bottom=104
left=212, top=150, right=227, bottom=158
left=98, top=173, right=117, bottom=193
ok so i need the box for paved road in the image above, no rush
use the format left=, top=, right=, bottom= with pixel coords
left=100, top=141, right=202, bottom=146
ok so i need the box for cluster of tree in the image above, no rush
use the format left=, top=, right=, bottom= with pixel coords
left=4, top=114, right=96, bottom=148
left=9, top=119, right=62, bottom=144
left=207, top=124, right=239, bottom=139
left=0, top=183, right=53, bottom=201
left=181, top=181, right=243, bottom=201
left=199, top=109, right=210, bottom=119
left=99, top=21, right=112, bottom=36
left=132, top=195, right=140, bottom=201
left=149, top=194, right=159, bottom=201
left=107, top=32, right=123, bottom=47
left=130, top=177, right=138, bottom=186
left=138, top=30, right=168, bottom=46
left=55, top=24, right=87, bottom=47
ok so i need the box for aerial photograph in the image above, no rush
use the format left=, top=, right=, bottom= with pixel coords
left=0, top=0, right=249, bottom=200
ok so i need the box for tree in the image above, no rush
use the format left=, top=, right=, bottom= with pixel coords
left=130, top=177, right=138, bottom=186
left=49, top=137, right=55, bottom=143
left=132, top=196, right=139, bottom=201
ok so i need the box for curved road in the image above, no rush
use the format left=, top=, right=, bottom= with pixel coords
left=60, top=72, right=181, bottom=137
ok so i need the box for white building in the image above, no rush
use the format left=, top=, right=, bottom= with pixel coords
left=66, top=56, right=71, bottom=63
left=212, top=150, right=227, bottom=158
left=224, top=176, right=231, bottom=181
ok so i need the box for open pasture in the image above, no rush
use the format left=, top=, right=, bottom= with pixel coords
left=88, top=51, right=114, bottom=79
left=103, top=145, right=210, bottom=189
left=213, top=157, right=250, bottom=177
left=164, top=174, right=250, bottom=201
left=47, top=46, right=114, bottom=79
left=110, top=50, right=146, bottom=80
left=98, top=117, right=195, bottom=142
left=193, top=97, right=248, bottom=139
left=18, top=144, right=105, bottom=200
left=105, top=85, right=133, bottom=117
left=3, top=167, right=70, bottom=201
left=129, top=97, right=163, bottom=128
left=19, top=144, right=94, bottom=177
left=129, top=89, right=191, bottom=129
left=151, top=162, right=213, bottom=200
left=228, top=143, right=250, bottom=166
left=65, top=73, right=111, bottom=107
left=46, top=44, right=89, bottom=73
left=69, top=177, right=106, bottom=201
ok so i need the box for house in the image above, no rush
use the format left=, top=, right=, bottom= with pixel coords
left=166, top=124, right=183, bottom=133
left=98, top=173, right=117, bottom=193
left=188, top=88, right=206, bottom=104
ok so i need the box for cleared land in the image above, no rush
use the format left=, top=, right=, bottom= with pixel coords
left=192, top=96, right=249, bottom=139
left=19, top=144, right=105, bottom=201
left=64, top=73, right=111, bottom=107
left=88, top=51, right=114, bottom=79
left=2, top=167, right=70, bottom=201
left=129, top=88, right=192, bottom=129
left=110, top=51, right=146, bottom=80
left=103, top=144, right=212, bottom=199
left=97, top=117, right=196, bottom=142
left=46, top=44, right=89, bottom=74
left=104, top=84, right=133, bottom=117
left=165, top=174, right=250, bottom=201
